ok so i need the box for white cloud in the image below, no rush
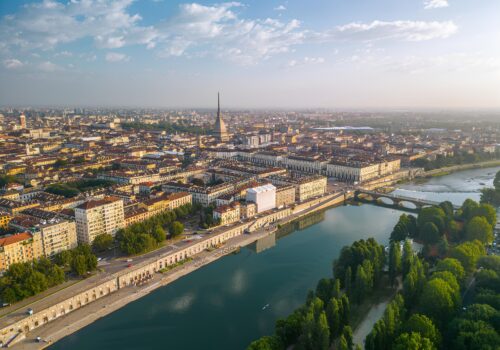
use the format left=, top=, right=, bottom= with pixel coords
left=332, top=20, right=457, bottom=42
left=304, top=56, right=325, bottom=64
left=3, top=58, right=24, bottom=69
left=38, top=60, right=62, bottom=72
left=105, top=52, right=129, bottom=62
left=424, top=0, right=449, bottom=10
left=0, top=1, right=459, bottom=66
left=288, top=56, right=325, bottom=67
left=0, top=0, right=158, bottom=51
left=274, top=5, right=287, bottom=11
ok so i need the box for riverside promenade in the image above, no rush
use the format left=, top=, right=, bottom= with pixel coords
left=8, top=191, right=348, bottom=350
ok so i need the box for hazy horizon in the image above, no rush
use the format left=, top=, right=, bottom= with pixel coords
left=1, top=0, right=500, bottom=109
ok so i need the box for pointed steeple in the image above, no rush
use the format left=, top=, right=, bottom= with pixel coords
left=214, top=92, right=229, bottom=142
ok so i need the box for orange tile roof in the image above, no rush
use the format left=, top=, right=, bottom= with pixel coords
left=0, top=232, right=33, bottom=247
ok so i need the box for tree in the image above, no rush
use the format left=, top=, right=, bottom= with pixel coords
left=152, top=225, right=166, bottom=243
left=55, top=250, right=73, bottom=267
left=461, top=199, right=480, bottom=221
left=450, top=240, right=486, bottom=272
left=389, top=241, right=401, bottom=286
left=417, top=207, right=446, bottom=231
left=448, top=318, right=500, bottom=350
left=419, top=278, right=459, bottom=326
left=315, top=278, right=333, bottom=304
left=393, top=332, right=435, bottom=350
left=403, top=257, right=426, bottom=307
left=390, top=214, right=411, bottom=242
left=474, top=203, right=497, bottom=227
left=462, top=303, right=498, bottom=323
left=435, top=258, right=465, bottom=285
left=169, top=221, right=184, bottom=237
left=71, top=255, right=88, bottom=276
left=354, top=264, right=368, bottom=303
left=344, top=266, right=352, bottom=297
left=342, top=325, right=353, bottom=350
left=439, top=201, right=454, bottom=218
left=339, top=335, right=349, bottom=350
left=465, top=216, right=493, bottom=244
left=326, top=298, right=341, bottom=340
left=276, top=310, right=303, bottom=347
left=494, top=170, right=500, bottom=189
left=247, top=335, right=282, bottom=350
left=421, top=222, right=441, bottom=245
left=92, top=233, right=113, bottom=252
left=404, top=314, right=441, bottom=347
left=402, top=240, right=414, bottom=278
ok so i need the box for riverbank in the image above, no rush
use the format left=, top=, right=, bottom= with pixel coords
left=11, top=193, right=347, bottom=350
left=421, top=159, right=500, bottom=177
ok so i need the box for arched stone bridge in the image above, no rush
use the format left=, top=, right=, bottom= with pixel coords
left=354, top=190, right=459, bottom=211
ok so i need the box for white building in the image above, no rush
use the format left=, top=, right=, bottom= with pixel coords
left=74, top=197, right=125, bottom=244
left=246, top=184, right=276, bottom=213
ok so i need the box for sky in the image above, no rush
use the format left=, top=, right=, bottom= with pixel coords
left=0, top=0, right=500, bottom=109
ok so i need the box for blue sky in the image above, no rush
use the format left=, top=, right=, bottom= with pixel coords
left=1, top=0, right=499, bottom=109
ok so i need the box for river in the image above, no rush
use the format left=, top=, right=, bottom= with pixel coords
left=49, top=166, right=499, bottom=350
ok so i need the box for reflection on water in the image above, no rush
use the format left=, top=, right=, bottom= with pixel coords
left=249, top=232, right=276, bottom=253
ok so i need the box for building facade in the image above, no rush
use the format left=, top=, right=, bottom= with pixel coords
left=74, top=197, right=125, bottom=244
left=0, top=233, right=43, bottom=272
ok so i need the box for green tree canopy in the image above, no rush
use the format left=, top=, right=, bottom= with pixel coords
left=464, top=216, right=493, bottom=244
left=393, top=332, right=435, bottom=350
left=449, top=240, right=486, bottom=272
left=419, top=278, right=460, bottom=326
left=421, top=222, right=441, bottom=245
left=92, top=233, right=114, bottom=252
left=404, top=314, right=441, bottom=347
left=435, top=258, right=465, bottom=284
left=169, top=221, right=184, bottom=237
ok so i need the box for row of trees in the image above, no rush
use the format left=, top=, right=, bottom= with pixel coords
left=45, top=179, right=114, bottom=198
left=115, top=204, right=192, bottom=255
left=366, top=200, right=499, bottom=350
left=0, top=257, right=65, bottom=303
left=481, top=170, right=500, bottom=206
left=248, top=283, right=355, bottom=350
left=411, top=151, right=500, bottom=171
left=248, top=239, right=391, bottom=350
left=367, top=248, right=500, bottom=349
left=54, top=244, right=98, bottom=277
left=390, top=199, right=496, bottom=250
left=0, top=245, right=99, bottom=304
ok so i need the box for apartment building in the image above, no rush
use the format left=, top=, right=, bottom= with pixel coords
left=213, top=202, right=241, bottom=226
left=325, top=158, right=401, bottom=183
left=0, top=199, right=40, bottom=215
left=275, top=185, right=296, bottom=208
left=269, top=175, right=327, bottom=202
left=0, top=211, right=12, bottom=229
left=10, top=214, right=78, bottom=257
left=0, top=233, right=43, bottom=272
left=74, top=197, right=125, bottom=244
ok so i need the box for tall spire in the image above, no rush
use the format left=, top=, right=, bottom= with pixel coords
left=214, top=92, right=229, bottom=142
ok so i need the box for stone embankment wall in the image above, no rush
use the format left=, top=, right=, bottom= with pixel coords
left=0, top=201, right=317, bottom=346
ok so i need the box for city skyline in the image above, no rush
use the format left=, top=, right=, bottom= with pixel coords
left=1, top=0, right=500, bottom=109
